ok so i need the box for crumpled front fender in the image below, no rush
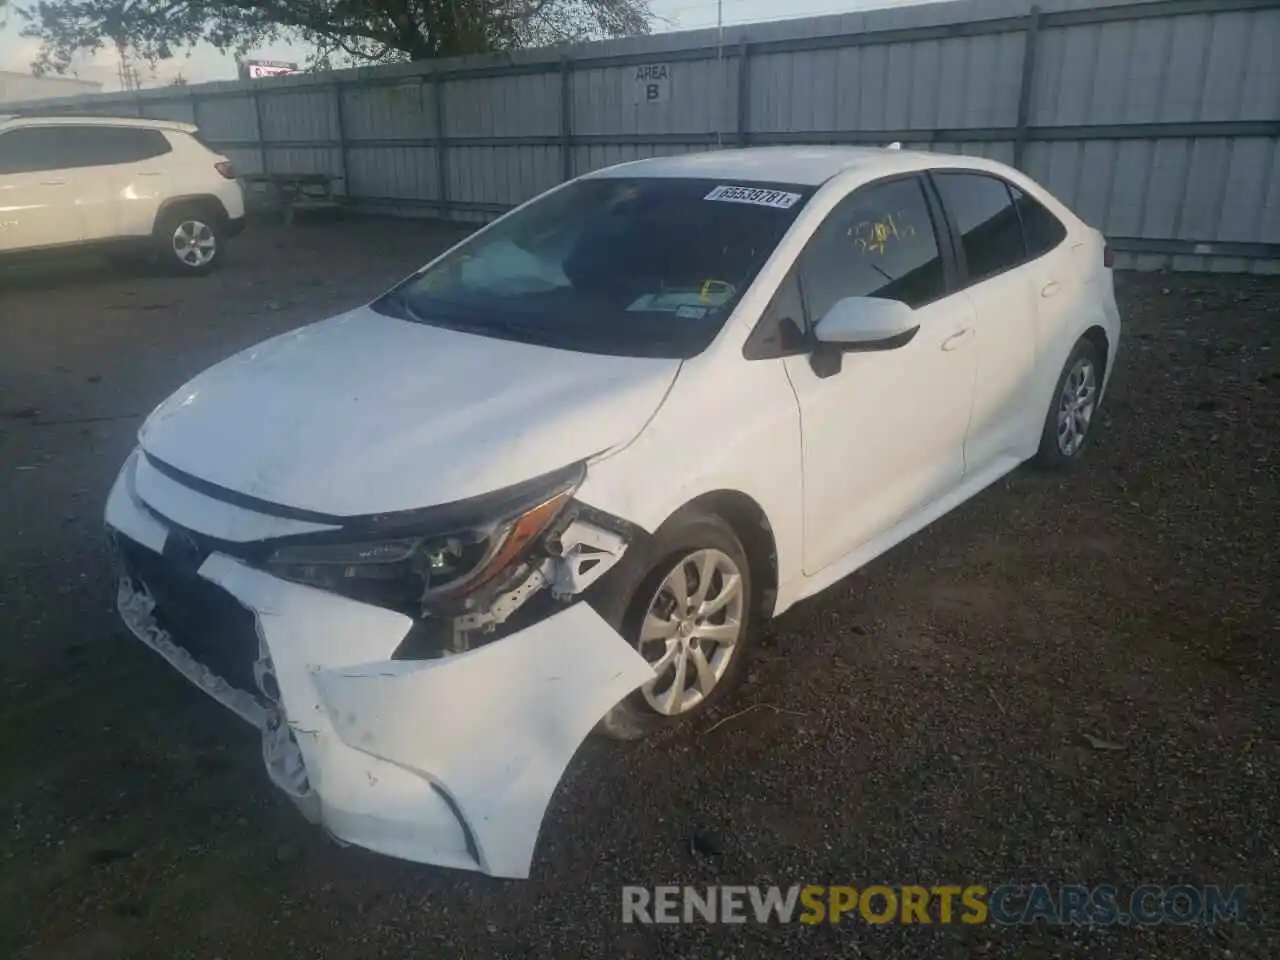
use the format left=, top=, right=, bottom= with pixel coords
left=106, top=456, right=654, bottom=879
left=202, top=554, right=653, bottom=879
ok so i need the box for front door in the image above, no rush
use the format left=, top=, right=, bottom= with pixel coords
left=783, top=175, right=978, bottom=576
left=0, top=126, right=84, bottom=251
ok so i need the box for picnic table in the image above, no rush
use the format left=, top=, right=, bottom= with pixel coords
left=241, top=172, right=345, bottom=225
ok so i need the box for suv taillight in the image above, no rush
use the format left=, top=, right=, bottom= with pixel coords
left=215, top=160, right=236, bottom=179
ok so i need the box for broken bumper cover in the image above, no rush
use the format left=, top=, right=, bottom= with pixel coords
left=104, top=453, right=653, bottom=879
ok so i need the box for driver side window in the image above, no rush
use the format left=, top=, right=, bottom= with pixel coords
left=799, top=176, right=947, bottom=321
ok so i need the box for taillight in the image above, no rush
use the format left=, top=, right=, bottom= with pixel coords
left=215, top=160, right=236, bottom=179
left=1103, top=243, right=1115, bottom=268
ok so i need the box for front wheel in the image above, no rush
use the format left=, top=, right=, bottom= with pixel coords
left=593, top=510, right=755, bottom=741
left=156, top=207, right=223, bottom=275
left=1035, top=337, right=1103, bottom=469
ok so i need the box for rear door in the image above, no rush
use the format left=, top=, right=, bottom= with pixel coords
left=1008, top=184, right=1078, bottom=409
left=57, top=126, right=175, bottom=240
left=0, top=126, right=84, bottom=251
left=931, top=171, right=1041, bottom=474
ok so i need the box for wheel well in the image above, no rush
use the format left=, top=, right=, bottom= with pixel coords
left=683, top=490, right=779, bottom=620
left=155, top=195, right=228, bottom=231
left=1082, top=325, right=1109, bottom=372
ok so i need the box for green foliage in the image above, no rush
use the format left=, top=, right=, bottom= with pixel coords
left=18, top=0, right=651, bottom=74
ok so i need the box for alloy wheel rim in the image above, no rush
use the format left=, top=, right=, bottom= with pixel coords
left=1056, top=357, right=1097, bottom=457
left=172, top=220, right=217, bottom=267
left=637, top=548, right=745, bottom=716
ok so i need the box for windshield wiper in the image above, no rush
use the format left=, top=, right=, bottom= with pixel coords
left=374, top=288, right=426, bottom=323
left=389, top=293, right=566, bottom=347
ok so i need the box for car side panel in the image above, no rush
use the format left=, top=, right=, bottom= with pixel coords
left=574, top=345, right=804, bottom=616
left=149, top=133, right=246, bottom=233
left=1028, top=226, right=1121, bottom=446
left=959, top=265, right=1041, bottom=470
left=0, top=167, right=82, bottom=250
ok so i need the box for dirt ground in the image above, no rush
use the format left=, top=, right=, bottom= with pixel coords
left=0, top=216, right=1276, bottom=959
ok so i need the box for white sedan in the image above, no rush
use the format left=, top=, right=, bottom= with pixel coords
left=104, top=146, right=1121, bottom=878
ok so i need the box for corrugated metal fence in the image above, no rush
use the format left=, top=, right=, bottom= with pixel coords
left=9, top=0, right=1280, bottom=272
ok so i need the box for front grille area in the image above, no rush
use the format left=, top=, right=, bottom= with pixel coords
left=113, top=532, right=261, bottom=695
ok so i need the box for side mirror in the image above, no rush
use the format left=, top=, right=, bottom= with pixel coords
left=813, top=297, right=920, bottom=351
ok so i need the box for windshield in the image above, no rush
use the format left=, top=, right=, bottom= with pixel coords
left=373, top=177, right=813, bottom=358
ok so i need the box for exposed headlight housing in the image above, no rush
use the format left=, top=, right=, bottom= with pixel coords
left=263, top=484, right=576, bottom=614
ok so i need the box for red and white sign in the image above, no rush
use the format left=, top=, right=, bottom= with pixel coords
left=243, top=60, right=301, bottom=79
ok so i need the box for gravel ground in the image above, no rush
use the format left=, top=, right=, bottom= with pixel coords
left=1, top=216, right=1276, bottom=959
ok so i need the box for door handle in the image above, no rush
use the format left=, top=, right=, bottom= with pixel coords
left=941, top=327, right=972, bottom=352
left=40, top=178, right=67, bottom=186
left=136, top=171, right=163, bottom=177
left=1040, top=280, right=1061, bottom=298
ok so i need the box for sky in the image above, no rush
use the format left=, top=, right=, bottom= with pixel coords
left=0, top=0, right=943, bottom=92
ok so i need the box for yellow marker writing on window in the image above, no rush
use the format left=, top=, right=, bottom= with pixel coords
left=852, top=211, right=915, bottom=255
left=699, top=279, right=731, bottom=302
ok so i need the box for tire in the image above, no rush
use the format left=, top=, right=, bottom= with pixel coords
left=1035, top=337, right=1103, bottom=470
left=591, top=509, right=755, bottom=741
left=155, top=205, right=224, bottom=275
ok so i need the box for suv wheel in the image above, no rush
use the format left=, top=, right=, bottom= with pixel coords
left=157, top=206, right=223, bottom=274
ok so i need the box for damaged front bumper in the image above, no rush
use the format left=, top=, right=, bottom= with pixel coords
left=105, top=452, right=653, bottom=879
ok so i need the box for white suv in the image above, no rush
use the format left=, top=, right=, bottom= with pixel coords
left=0, top=114, right=245, bottom=273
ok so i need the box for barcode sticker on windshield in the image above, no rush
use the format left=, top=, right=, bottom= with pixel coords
left=704, top=185, right=802, bottom=209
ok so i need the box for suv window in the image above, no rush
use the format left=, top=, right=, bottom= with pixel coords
left=0, top=127, right=66, bottom=174
left=1010, top=183, right=1067, bottom=258
left=65, top=126, right=173, bottom=165
left=933, top=172, right=1026, bottom=283
left=0, top=125, right=170, bottom=174
left=799, top=176, right=946, bottom=318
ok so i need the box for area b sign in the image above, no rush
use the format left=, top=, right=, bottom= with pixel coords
left=634, top=64, right=671, bottom=104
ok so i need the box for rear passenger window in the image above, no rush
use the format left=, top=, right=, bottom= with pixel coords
left=0, top=127, right=65, bottom=174
left=1010, top=184, right=1067, bottom=257
left=800, top=176, right=947, bottom=316
left=63, top=126, right=172, bottom=166
left=933, top=173, right=1026, bottom=283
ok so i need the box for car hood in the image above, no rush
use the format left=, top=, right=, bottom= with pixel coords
left=137, top=307, right=680, bottom=517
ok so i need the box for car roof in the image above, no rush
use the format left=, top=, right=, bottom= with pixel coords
left=584, top=145, right=1015, bottom=187
left=0, top=114, right=198, bottom=134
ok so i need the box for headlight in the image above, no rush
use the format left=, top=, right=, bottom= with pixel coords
left=264, top=487, right=574, bottom=611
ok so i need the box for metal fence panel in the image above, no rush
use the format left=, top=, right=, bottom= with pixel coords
left=346, top=144, right=438, bottom=201
left=260, top=88, right=338, bottom=142
left=5, top=0, right=1277, bottom=272
left=191, top=96, right=257, bottom=142
left=342, top=82, right=435, bottom=140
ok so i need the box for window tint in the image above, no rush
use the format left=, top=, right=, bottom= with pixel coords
left=800, top=177, right=946, bottom=317
left=744, top=268, right=807, bottom=360
left=0, top=125, right=170, bottom=174
left=1010, top=184, right=1067, bottom=257
left=933, top=172, right=1026, bottom=283
left=65, top=126, right=172, bottom=165
left=0, top=127, right=66, bottom=174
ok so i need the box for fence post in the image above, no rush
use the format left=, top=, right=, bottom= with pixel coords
left=333, top=81, right=349, bottom=197
left=560, top=57, right=574, bottom=182
left=1012, top=5, right=1042, bottom=170
left=736, top=39, right=751, bottom=147
left=432, top=73, right=450, bottom=218
left=252, top=88, right=268, bottom=175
